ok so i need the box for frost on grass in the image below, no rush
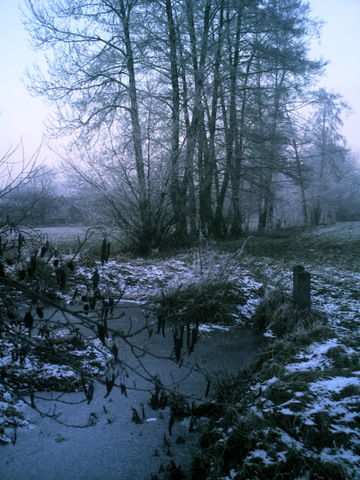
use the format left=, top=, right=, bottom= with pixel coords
left=192, top=230, right=360, bottom=480
left=2, top=223, right=360, bottom=478
left=0, top=238, right=263, bottom=447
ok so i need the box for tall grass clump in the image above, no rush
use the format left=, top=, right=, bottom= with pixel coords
left=151, top=237, right=247, bottom=327
left=251, top=288, right=327, bottom=337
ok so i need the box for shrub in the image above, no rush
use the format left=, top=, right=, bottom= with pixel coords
left=154, top=280, right=245, bottom=327
left=251, top=288, right=327, bottom=337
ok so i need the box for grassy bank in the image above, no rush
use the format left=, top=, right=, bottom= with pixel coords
left=191, top=223, right=360, bottom=479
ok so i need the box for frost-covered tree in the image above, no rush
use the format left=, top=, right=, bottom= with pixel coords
left=304, top=89, right=350, bottom=225
left=24, top=0, right=158, bottom=252
left=23, top=0, right=341, bottom=243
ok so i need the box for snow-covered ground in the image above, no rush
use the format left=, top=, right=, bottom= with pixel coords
left=1, top=223, right=360, bottom=478
left=200, top=225, right=360, bottom=479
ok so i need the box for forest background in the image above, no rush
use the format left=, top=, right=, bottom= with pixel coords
left=1, top=0, right=360, bottom=255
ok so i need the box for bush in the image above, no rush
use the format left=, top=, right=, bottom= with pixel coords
left=0, top=224, right=127, bottom=439
left=153, top=280, right=245, bottom=327
left=251, top=288, right=327, bottom=337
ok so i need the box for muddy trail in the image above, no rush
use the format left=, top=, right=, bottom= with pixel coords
left=1, top=303, right=264, bottom=480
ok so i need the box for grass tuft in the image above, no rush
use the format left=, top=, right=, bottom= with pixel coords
left=153, top=279, right=245, bottom=326
left=251, top=288, right=327, bottom=337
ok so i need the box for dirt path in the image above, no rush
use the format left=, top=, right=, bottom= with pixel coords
left=0, top=304, right=263, bottom=480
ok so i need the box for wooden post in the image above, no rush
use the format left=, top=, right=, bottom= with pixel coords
left=293, top=265, right=304, bottom=305
left=293, top=265, right=311, bottom=309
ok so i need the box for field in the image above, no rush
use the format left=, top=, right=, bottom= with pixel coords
left=27, top=225, right=119, bottom=255
left=1, top=221, right=360, bottom=479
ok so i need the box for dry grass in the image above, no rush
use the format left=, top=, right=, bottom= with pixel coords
left=152, top=280, right=245, bottom=327
left=251, top=288, right=327, bottom=337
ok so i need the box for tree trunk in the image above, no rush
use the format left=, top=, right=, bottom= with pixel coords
left=292, top=138, right=309, bottom=225
left=177, top=21, right=197, bottom=239
left=185, top=0, right=214, bottom=235
left=165, top=0, right=188, bottom=245
left=120, top=0, right=151, bottom=253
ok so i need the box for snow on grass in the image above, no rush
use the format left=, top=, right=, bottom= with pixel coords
left=187, top=226, right=360, bottom=478
left=286, top=338, right=339, bottom=372
left=246, top=449, right=276, bottom=465
left=199, top=324, right=231, bottom=333
left=2, top=223, right=360, bottom=477
left=310, top=376, right=360, bottom=395
left=72, top=250, right=264, bottom=306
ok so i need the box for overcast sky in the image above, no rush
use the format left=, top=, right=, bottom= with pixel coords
left=0, top=0, right=359, bottom=168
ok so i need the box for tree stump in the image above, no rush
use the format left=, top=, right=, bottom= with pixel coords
left=293, top=265, right=311, bottom=309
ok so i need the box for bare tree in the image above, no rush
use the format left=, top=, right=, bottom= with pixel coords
left=303, top=89, right=350, bottom=225
left=0, top=141, right=41, bottom=202
left=23, top=0, right=341, bottom=244
left=0, top=140, right=45, bottom=226
left=247, top=0, right=323, bottom=233
left=23, top=0, right=159, bottom=253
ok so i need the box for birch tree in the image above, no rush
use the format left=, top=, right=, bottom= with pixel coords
left=306, top=89, right=350, bottom=225
left=24, top=0, right=157, bottom=253
left=23, top=0, right=330, bottom=244
left=249, top=0, right=322, bottom=232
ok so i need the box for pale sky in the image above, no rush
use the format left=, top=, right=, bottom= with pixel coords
left=0, top=0, right=359, bottom=168
left=310, top=0, right=360, bottom=153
